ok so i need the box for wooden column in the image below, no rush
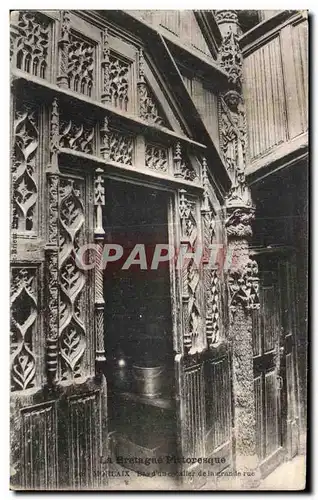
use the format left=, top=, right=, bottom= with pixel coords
left=216, top=10, right=261, bottom=485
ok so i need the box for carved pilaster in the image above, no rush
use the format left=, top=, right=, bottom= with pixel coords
left=57, top=10, right=70, bottom=89
left=179, top=190, right=205, bottom=355
left=45, top=98, right=60, bottom=385
left=101, top=28, right=111, bottom=104
left=94, top=168, right=106, bottom=368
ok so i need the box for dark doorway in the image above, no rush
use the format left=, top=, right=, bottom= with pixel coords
left=103, top=179, right=176, bottom=474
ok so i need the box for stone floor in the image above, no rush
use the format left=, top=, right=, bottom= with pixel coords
left=257, top=455, right=306, bottom=491
left=105, top=454, right=307, bottom=491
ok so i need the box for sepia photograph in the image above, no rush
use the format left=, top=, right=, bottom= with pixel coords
left=9, top=8, right=308, bottom=491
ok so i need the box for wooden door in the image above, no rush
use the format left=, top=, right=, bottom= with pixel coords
left=253, top=252, right=299, bottom=478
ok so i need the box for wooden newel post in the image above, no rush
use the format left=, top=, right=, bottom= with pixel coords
left=216, top=10, right=261, bottom=485
left=94, top=168, right=106, bottom=372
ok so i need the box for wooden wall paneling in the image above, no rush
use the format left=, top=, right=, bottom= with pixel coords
left=244, top=36, right=288, bottom=160
left=291, top=20, right=308, bottom=134
left=280, top=24, right=304, bottom=140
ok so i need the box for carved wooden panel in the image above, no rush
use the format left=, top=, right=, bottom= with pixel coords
left=244, top=36, right=288, bottom=159
left=11, top=11, right=52, bottom=80
left=139, top=81, right=170, bottom=127
left=11, top=267, right=38, bottom=392
left=183, top=363, right=205, bottom=458
left=109, top=129, right=134, bottom=165
left=59, top=114, right=96, bottom=155
left=68, top=32, right=95, bottom=97
left=204, top=269, right=221, bottom=346
left=145, top=142, right=169, bottom=172
left=109, top=55, right=130, bottom=111
left=12, top=100, right=39, bottom=233
left=58, top=176, right=86, bottom=382
left=179, top=191, right=204, bottom=354
left=205, top=357, right=231, bottom=455
left=67, top=393, right=100, bottom=488
left=21, top=402, right=58, bottom=489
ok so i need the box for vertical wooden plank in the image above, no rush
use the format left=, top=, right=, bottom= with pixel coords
left=280, top=24, right=303, bottom=139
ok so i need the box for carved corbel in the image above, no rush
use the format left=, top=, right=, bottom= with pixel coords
left=94, top=168, right=106, bottom=367
left=57, top=10, right=70, bottom=89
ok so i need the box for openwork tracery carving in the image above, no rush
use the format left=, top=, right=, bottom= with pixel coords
left=173, top=142, right=198, bottom=182
left=11, top=267, right=37, bottom=391
left=11, top=11, right=50, bottom=79
left=205, top=269, right=220, bottom=346
left=59, top=178, right=86, bottom=381
left=68, top=33, right=95, bottom=97
left=179, top=190, right=204, bottom=355
left=109, top=130, right=134, bottom=165
left=59, top=119, right=95, bottom=155
left=137, top=49, right=169, bottom=127
left=145, top=143, right=168, bottom=172
left=12, top=103, right=38, bottom=232
left=109, top=56, right=129, bottom=110
left=228, top=258, right=260, bottom=314
left=218, top=28, right=243, bottom=88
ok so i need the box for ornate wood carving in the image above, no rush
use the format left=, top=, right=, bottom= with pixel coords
left=216, top=12, right=260, bottom=482
left=100, top=116, right=110, bottom=160
left=225, top=206, right=254, bottom=238
left=21, top=402, right=58, bottom=489
left=12, top=102, right=38, bottom=232
left=228, top=258, right=260, bottom=314
left=109, top=55, right=129, bottom=110
left=173, top=142, right=198, bottom=182
left=59, top=177, right=86, bottom=381
left=68, top=34, right=95, bottom=97
left=109, top=130, right=134, bottom=165
left=60, top=118, right=95, bottom=155
left=45, top=98, right=60, bottom=385
left=218, top=25, right=243, bottom=89
left=11, top=267, right=37, bottom=391
left=137, top=49, right=169, bottom=127
left=145, top=143, right=168, bottom=172
left=219, top=91, right=246, bottom=181
left=57, top=10, right=71, bottom=89
left=179, top=190, right=204, bottom=355
left=205, top=269, right=220, bottom=346
left=214, top=10, right=239, bottom=24
left=101, top=28, right=111, bottom=104
left=94, top=168, right=106, bottom=366
left=11, top=11, right=50, bottom=79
